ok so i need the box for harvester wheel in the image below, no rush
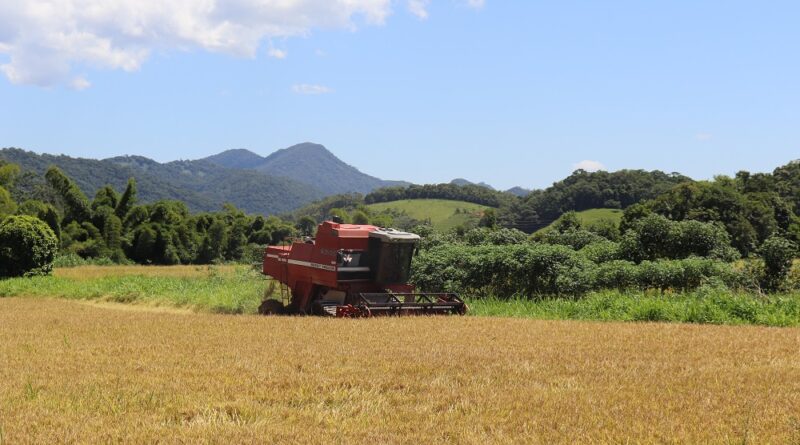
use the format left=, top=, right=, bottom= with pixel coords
left=258, top=299, right=285, bottom=315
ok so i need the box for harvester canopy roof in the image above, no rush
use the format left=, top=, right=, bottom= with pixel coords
left=368, top=228, right=421, bottom=243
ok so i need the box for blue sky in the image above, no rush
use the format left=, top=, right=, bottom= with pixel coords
left=0, top=1, right=798, bottom=190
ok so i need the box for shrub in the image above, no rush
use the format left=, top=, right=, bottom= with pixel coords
left=579, top=240, right=620, bottom=263
left=412, top=242, right=740, bottom=298
left=0, top=215, right=59, bottom=277
left=585, top=219, right=621, bottom=241
left=619, top=215, right=739, bottom=263
left=541, top=229, right=605, bottom=250
left=760, top=236, right=798, bottom=291
left=594, top=260, right=638, bottom=290
left=553, top=211, right=581, bottom=232
left=464, top=227, right=528, bottom=246
left=789, top=261, right=799, bottom=290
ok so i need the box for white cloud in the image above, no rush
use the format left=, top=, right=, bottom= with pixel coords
left=695, top=133, right=713, bottom=141
left=0, top=0, right=393, bottom=87
left=408, top=0, right=430, bottom=19
left=573, top=160, right=605, bottom=172
left=267, top=48, right=287, bottom=59
left=292, top=83, right=332, bottom=95
left=0, top=1, right=488, bottom=88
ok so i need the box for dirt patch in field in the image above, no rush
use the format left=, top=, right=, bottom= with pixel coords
left=54, top=264, right=241, bottom=280
left=1, top=297, right=800, bottom=444
left=75, top=299, right=195, bottom=315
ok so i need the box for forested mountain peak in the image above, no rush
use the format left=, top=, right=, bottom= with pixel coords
left=262, top=142, right=335, bottom=163
left=506, top=186, right=531, bottom=197
left=202, top=148, right=265, bottom=170
left=105, top=155, right=162, bottom=171
left=202, top=142, right=411, bottom=195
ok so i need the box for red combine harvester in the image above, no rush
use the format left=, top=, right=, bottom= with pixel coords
left=260, top=220, right=467, bottom=317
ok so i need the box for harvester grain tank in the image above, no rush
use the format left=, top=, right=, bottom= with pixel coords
left=260, top=220, right=466, bottom=317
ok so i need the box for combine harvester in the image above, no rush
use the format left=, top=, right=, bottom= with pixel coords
left=260, top=220, right=467, bottom=317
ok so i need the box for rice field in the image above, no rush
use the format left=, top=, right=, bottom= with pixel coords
left=1, top=297, right=800, bottom=444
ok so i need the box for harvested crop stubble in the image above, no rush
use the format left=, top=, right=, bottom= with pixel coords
left=1, top=298, right=800, bottom=444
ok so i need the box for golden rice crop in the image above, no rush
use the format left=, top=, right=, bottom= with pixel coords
left=1, top=298, right=800, bottom=444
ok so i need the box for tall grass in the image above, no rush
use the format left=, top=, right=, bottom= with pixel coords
left=468, top=287, right=800, bottom=327
left=3, top=265, right=799, bottom=326
left=0, top=265, right=268, bottom=314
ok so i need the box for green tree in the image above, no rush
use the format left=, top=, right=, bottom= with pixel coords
left=130, top=225, right=157, bottom=263
left=17, top=200, right=61, bottom=241
left=204, top=220, right=228, bottom=262
left=92, top=185, right=119, bottom=211
left=478, top=208, right=498, bottom=229
left=370, top=213, right=393, bottom=228
left=554, top=211, right=581, bottom=233
left=329, top=208, right=350, bottom=223
left=620, top=203, right=651, bottom=234
left=351, top=210, right=370, bottom=225
left=225, top=221, right=248, bottom=260
left=760, top=235, right=797, bottom=291
left=123, top=205, right=149, bottom=230
left=0, top=161, right=20, bottom=187
left=45, top=167, right=91, bottom=223
left=0, top=215, right=59, bottom=277
left=102, top=213, right=123, bottom=257
left=0, top=186, right=16, bottom=217
left=115, top=178, right=137, bottom=219
left=296, top=216, right=317, bottom=236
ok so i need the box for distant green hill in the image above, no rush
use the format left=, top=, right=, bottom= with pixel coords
left=536, top=208, right=623, bottom=234
left=0, top=148, right=324, bottom=214
left=367, top=199, right=488, bottom=231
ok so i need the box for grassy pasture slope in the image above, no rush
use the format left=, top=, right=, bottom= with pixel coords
left=2, top=297, right=800, bottom=444
left=367, top=199, right=488, bottom=231
left=536, top=208, right=624, bottom=234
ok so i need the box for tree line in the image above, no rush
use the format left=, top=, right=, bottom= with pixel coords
left=0, top=161, right=300, bottom=276
left=412, top=212, right=798, bottom=297
left=365, top=183, right=511, bottom=207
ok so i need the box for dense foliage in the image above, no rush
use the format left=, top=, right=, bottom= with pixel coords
left=0, top=162, right=300, bottom=266
left=630, top=172, right=800, bottom=256
left=411, top=210, right=798, bottom=297
left=498, top=169, right=691, bottom=232
left=411, top=222, right=749, bottom=297
left=1, top=147, right=323, bottom=214
left=0, top=215, right=59, bottom=277
left=365, top=183, right=510, bottom=207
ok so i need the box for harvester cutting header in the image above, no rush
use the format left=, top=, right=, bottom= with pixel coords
left=260, top=220, right=466, bottom=317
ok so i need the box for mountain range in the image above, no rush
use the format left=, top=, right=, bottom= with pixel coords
left=1, top=142, right=532, bottom=214
left=0, top=143, right=407, bottom=214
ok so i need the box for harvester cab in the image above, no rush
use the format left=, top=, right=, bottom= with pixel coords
left=261, top=221, right=467, bottom=317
